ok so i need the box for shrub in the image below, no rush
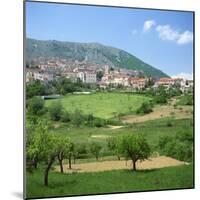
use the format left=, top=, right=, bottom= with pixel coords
left=27, top=96, right=45, bottom=116
left=154, top=95, right=167, bottom=104
left=72, top=109, right=85, bottom=127
left=136, top=102, right=153, bottom=114
left=61, top=111, right=71, bottom=123
left=48, top=102, right=63, bottom=121
left=158, top=131, right=193, bottom=162
left=166, top=121, right=173, bottom=127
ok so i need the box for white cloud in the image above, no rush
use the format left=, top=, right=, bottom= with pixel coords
left=143, top=20, right=156, bottom=32
left=177, top=31, right=193, bottom=45
left=172, top=72, right=193, bottom=80
left=156, top=25, right=193, bottom=45
left=156, top=25, right=179, bottom=41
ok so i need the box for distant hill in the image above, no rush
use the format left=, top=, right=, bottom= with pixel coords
left=26, top=38, right=169, bottom=78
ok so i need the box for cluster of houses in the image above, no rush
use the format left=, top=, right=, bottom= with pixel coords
left=26, top=61, right=193, bottom=93
left=99, top=65, right=193, bottom=93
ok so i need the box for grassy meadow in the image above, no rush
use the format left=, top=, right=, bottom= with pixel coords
left=45, top=92, right=152, bottom=119
left=27, top=164, right=193, bottom=198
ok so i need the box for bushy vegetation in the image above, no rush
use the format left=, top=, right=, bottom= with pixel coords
left=27, top=96, right=45, bottom=116
left=48, top=102, right=63, bottom=121
left=158, top=131, right=193, bottom=162
left=136, top=102, right=153, bottom=114
left=26, top=80, right=46, bottom=99
left=26, top=78, right=99, bottom=99
left=176, top=94, right=193, bottom=106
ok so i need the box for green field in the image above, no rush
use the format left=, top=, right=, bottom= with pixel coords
left=26, top=164, right=193, bottom=198
left=27, top=91, right=194, bottom=198
left=45, top=92, right=151, bottom=119
left=50, top=117, right=193, bottom=154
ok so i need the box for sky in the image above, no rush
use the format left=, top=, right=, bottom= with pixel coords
left=26, top=1, right=194, bottom=78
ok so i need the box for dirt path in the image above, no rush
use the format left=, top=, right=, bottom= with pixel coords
left=121, top=104, right=192, bottom=123
left=54, top=156, right=186, bottom=173
left=108, top=125, right=124, bottom=130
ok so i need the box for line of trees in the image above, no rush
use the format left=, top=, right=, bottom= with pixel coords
left=26, top=121, right=104, bottom=186
left=27, top=97, right=112, bottom=128
left=26, top=78, right=99, bottom=99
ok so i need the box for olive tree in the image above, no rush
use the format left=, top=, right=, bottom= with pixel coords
left=107, top=137, right=121, bottom=160
left=119, top=134, right=151, bottom=171
left=89, top=142, right=102, bottom=161
left=56, top=137, right=70, bottom=173
left=27, top=121, right=59, bottom=186
left=66, top=141, right=75, bottom=169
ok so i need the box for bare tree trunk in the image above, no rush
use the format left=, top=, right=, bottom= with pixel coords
left=58, top=159, right=63, bottom=173
left=132, top=160, right=136, bottom=171
left=58, top=152, right=64, bottom=173
left=68, top=154, right=72, bottom=169
left=44, top=157, right=55, bottom=186
left=32, top=154, right=38, bottom=169
left=117, top=155, right=120, bottom=160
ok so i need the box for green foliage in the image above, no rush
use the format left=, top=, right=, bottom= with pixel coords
left=158, top=131, right=193, bottom=162
left=27, top=97, right=45, bottom=116
left=72, top=109, right=85, bottom=127
left=26, top=80, right=45, bottom=99
left=89, top=142, right=102, bottom=160
left=119, top=134, right=151, bottom=170
left=107, top=137, right=121, bottom=160
left=154, top=95, right=167, bottom=104
left=176, top=95, right=193, bottom=106
left=136, top=102, right=153, bottom=114
left=60, top=111, right=71, bottom=123
left=48, top=102, right=63, bottom=121
left=96, top=71, right=104, bottom=81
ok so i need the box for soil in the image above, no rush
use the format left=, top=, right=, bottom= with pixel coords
left=54, top=156, right=187, bottom=173
left=121, top=104, right=192, bottom=123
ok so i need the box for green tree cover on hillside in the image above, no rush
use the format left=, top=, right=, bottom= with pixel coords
left=27, top=38, right=169, bottom=78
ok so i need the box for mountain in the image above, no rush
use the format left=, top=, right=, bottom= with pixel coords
left=26, top=38, right=169, bottom=78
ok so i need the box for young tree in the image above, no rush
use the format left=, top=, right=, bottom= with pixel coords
left=72, top=109, right=84, bottom=127
left=107, top=137, right=121, bottom=160
left=27, top=121, right=59, bottom=186
left=89, top=142, right=102, bottom=161
left=56, top=137, right=70, bottom=173
left=48, top=101, right=63, bottom=121
left=66, top=141, right=75, bottom=169
left=119, top=134, right=151, bottom=171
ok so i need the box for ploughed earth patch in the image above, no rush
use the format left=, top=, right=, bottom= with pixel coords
left=121, top=105, right=192, bottom=123
left=54, top=156, right=187, bottom=173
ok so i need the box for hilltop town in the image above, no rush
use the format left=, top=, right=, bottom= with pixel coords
left=26, top=57, right=193, bottom=93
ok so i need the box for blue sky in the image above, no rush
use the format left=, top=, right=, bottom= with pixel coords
left=26, top=1, right=194, bottom=78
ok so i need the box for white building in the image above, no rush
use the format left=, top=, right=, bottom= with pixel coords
left=33, top=72, right=54, bottom=81
left=77, top=70, right=96, bottom=83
